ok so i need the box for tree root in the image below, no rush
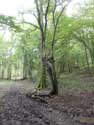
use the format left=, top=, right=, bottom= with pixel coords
left=26, top=93, right=49, bottom=104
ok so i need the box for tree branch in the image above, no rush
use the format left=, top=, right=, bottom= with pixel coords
left=21, top=21, right=39, bottom=29
left=52, top=0, right=57, bottom=27
left=74, top=33, right=91, bottom=53
left=51, top=0, right=70, bottom=56
left=35, top=0, right=44, bottom=34
left=44, top=0, right=50, bottom=35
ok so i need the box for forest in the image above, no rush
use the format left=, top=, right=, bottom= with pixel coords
left=0, top=0, right=93, bottom=124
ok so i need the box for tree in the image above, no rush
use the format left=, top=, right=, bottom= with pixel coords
left=33, top=0, right=71, bottom=94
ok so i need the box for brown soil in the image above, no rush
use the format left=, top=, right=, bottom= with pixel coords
left=0, top=76, right=93, bottom=125
left=48, top=75, right=94, bottom=125
left=0, top=80, right=80, bottom=125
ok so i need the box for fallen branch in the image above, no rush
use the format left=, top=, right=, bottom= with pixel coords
left=26, top=93, right=48, bottom=104
left=32, top=95, right=48, bottom=103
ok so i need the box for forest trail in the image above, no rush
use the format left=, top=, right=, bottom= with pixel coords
left=0, top=80, right=81, bottom=125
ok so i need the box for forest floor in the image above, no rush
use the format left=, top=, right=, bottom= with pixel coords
left=0, top=74, right=93, bottom=125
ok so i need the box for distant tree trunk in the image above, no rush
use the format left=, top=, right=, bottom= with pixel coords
left=1, top=60, right=5, bottom=79
left=90, top=39, right=94, bottom=68
left=90, top=53, right=94, bottom=69
left=1, top=67, right=4, bottom=79
left=68, top=60, right=72, bottom=73
left=23, top=53, right=28, bottom=79
left=84, top=47, right=91, bottom=74
left=28, top=61, right=32, bottom=80
left=7, top=65, right=11, bottom=80
left=62, top=62, right=65, bottom=73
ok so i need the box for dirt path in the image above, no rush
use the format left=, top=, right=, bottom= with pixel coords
left=0, top=80, right=81, bottom=125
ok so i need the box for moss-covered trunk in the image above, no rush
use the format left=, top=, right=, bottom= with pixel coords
left=50, top=58, right=58, bottom=95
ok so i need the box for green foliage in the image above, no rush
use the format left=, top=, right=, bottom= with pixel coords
left=0, top=15, right=22, bottom=32
left=0, top=0, right=94, bottom=90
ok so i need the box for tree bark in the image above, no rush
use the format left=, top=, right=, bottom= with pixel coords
left=47, top=56, right=58, bottom=95
left=51, top=59, right=58, bottom=94
left=38, top=35, right=47, bottom=89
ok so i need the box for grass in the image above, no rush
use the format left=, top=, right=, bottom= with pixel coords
left=0, top=79, right=15, bottom=86
left=59, top=72, right=94, bottom=94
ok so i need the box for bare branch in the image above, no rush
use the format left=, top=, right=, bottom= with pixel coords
left=51, top=1, right=70, bottom=56
left=44, top=0, right=50, bottom=35
left=35, top=0, right=43, bottom=31
left=52, top=0, right=57, bottom=27
left=21, top=21, right=39, bottom=29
